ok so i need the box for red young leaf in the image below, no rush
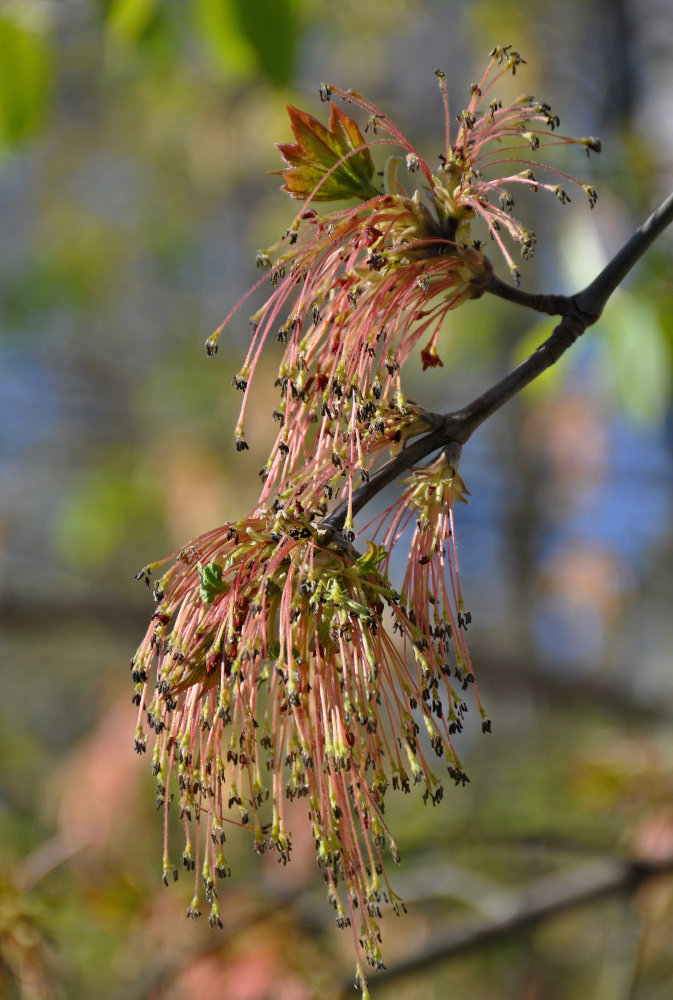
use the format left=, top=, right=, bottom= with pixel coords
left=275, top=103, right=379, bottom=202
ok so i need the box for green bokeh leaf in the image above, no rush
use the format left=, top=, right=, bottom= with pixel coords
left=231, top=0, right=302, bottom=87
left=53, top=458, right=162, bottom=570
left=511, top=317, right=569, bottom=401
left=193, top=0, right=257, bottom=78
left=0, top=15, right=51, bottom=147
left=106, top=0, right=162, bottom=43
left=194, top=0, right=303, bottom=86
left=602, top=292, right=671, bottom=423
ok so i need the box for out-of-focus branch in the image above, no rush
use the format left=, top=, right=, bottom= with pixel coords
left=351, top=852, right=673, bottom=994
left=322, top=191, right=673, bottom=534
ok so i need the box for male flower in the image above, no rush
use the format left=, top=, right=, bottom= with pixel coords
left=133, top=509, right=471, bottom=985
left=135, top=46, right=599, bottom=995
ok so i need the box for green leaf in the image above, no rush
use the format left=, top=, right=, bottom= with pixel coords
left=275, top=103, right=379, bottom=202
left=193, top=0, right=303, bottom=86
left=354, top=542, right=388, bottom=574
left=0, top=15, right=51, bottom=148
left=192, top=0, right=257, bottom=79
left=198, top=562, right=229, bottom=604
left=231, top=0, right=302, bottom=88
left=602, top=292, right=671, bottom=423
left=106, top=0, right=161, bottom=43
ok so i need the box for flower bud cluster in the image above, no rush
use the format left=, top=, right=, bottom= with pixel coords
left=134, top=46, right=597, bottom=992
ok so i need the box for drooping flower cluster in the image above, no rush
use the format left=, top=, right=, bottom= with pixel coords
left=380, top=452, right=478, bottom=685
left=133, top=46, right=598, bottom=993
left=133, top=505, right=477, bottom=974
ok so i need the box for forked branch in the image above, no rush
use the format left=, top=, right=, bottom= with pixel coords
left=322, top=191, right=673, bottom=536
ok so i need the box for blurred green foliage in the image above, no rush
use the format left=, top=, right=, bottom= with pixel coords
left=106, top=0, right=162, bottom=42
left=194, top=0, right=304, bottom=85
left=105, top=0, right=306, bottom=85
left=0, top=0, right=307, bottom=159
left=0, top=12, right=51, bottom=148
left=1, top=1, right=673, bottom=998
left=53, top=450, right=162, bottom=569
left=603, top=289, right=671, bottom=424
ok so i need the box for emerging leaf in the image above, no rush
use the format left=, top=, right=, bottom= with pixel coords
left=197, top=561, right=229, bottom=604
left=275, top=102, right=380, bottom=202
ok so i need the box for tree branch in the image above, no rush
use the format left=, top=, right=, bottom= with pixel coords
left=457, top=190, right=673, bottom=438
left=576, top=191, right=673, bottom=317
left=319, top=431, right=462, bottom=535
left=353, top=851, right=673, bottom=993
left=321, top=191, right=673, bottom=535
left=484, top=273, right=570, bottom=315
left=449, top=300, right=589, bottom=436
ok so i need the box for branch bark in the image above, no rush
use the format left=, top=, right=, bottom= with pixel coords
left=484, top=274, right=569, bottom=315
left=322, top=191, right=673, bottom=535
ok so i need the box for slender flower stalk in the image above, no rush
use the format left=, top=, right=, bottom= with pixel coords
left=133, top=46, right=599, bottom=994
left=380, top=453, right=481, bottom=699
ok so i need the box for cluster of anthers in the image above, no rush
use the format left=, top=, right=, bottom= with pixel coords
left=133, top=45, right=598, bottom=994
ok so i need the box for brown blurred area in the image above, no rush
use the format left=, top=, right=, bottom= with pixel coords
left=1, top=1, right=673, bottom=997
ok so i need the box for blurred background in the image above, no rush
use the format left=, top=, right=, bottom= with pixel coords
left=1, top=0, right=673, bottom=997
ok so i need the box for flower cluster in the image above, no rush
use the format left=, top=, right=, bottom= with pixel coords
left=209, top=45, right=598, bottom=525
left=133, top=506, right=477, bottom=978
left=133, top=46, right=598, bottom=993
